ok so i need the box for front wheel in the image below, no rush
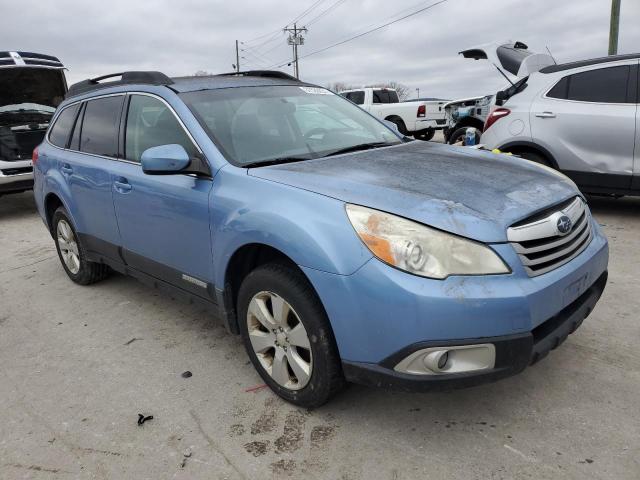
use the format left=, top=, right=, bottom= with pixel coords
left=52, top=207, right=109, bottom=285
left=447, top=126, right=481, bottom=145
left=238, top=262, right=345, bottom=407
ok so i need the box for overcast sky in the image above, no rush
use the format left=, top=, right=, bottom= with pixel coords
left=4, top=0, right=639, bottom=99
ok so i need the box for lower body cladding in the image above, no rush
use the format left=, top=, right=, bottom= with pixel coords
left=302, top=221, right=609, bottom=392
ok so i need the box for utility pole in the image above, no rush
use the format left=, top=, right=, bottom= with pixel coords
left=416, top=88, right=420, bottom=99
left=235, top=40, right=240, bottom=73
left=608, top=0, right=621, bottom=55
left=284, top=23, right=307, bottom=79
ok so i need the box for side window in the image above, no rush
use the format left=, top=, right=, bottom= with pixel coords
left=547, top=77, right=569, bottom=100
left=345, top=91, right=364, bottom=105
left=49, top=104, right=80, bottom=148
left=387, top=91, right=399, bottom=103
left=373, top=90, right=390, bottom=104
left=549, top=66, right=631, bottom=103
left=80, top=96, right=124, bottom=157
left=69, top=103, right=84, bottom=151
left=125, top=95, right=198, bottom=163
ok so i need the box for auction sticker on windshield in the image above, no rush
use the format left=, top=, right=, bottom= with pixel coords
left=299, top=87, right=332, bottom=95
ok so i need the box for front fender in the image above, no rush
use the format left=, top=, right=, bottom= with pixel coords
left=211, top=167, right=372, bottom=288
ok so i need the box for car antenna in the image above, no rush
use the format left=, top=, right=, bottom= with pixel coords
left=546, top=46, right=558, bottom=65
left=491, top=62, right=515, bottom=87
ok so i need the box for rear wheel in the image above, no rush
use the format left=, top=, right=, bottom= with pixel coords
left=414, top=129, right=435, bottom=141
left=387, top=117, right=408, bottom=136
left=238, top=262, right=345, bottom=407
left=52, top=207, right=109, bottom=285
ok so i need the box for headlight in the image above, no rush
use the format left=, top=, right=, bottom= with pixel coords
left=346, top=204, right=510, bottom=279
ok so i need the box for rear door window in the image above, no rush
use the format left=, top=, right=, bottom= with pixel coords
left=547, top=66, right=632, bottom=103
left=345, top=91, right=365, bottom=105
left=80, top=96, right=124, bottom=157
left=373, top=90, right=391, bottom=104
left=125, top=94, right=198, bottom=163
left=49, top=104, right=80, bottom=148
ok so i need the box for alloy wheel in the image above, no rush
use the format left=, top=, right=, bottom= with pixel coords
left=57, top=219, right=80, bottom=274
left=246, top=291, right=313, bottom=390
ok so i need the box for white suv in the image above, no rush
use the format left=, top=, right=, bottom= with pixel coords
left=481, top=53, right=639, bottom=196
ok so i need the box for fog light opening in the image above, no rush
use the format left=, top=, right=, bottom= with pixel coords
left=437, top=351, right=449, bottom=370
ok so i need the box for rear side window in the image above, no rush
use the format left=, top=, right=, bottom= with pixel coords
left=547, top=66, right=631, bottom=103
left=373, top=90, right=391, bottom=104
left=49, top=104, right=80, bottom=148
left=344, top=91, right=364, bottom=105
left=125, top=95, right=198, bottom=163
left=80, top=96, right=124, bottom=157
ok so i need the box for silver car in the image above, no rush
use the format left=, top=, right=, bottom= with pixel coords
left=0, top=51, right=67, bottom=197
left=478, top=44, right=639, bottom=196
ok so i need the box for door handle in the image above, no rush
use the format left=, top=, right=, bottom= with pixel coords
left=61, top=163, right=73, bottom=175
left=114, top=178, right=132, bottom=193
left=535, top=112, right=556, bottom=118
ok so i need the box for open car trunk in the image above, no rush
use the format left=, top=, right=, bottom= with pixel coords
left=459, top=41, right=555, bottom=78
left=0, top=66, right=67, bottom=162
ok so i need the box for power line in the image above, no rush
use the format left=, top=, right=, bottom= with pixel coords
left=290, top=0, right=328, bottom=25
left=269, top=0, right=448, bottom=68
left=306, top=0, right=348, bottom=27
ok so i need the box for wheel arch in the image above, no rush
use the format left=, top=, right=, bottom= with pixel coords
left=44, top=192, right=69, bottom=236
left=218, top=243, right=318, bottom=335
left=498, top=141, right=559, bottom=169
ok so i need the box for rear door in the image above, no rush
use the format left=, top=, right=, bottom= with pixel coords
left=530, top=63, right=637, bottom=191
left=56, top=95, right=124, bottom=261
left=109, top=93, right=215, bottom=298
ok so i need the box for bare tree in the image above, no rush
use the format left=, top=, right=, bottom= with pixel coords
left=325, top=81, right=356, bottom=93
left=193, top=70, right=213, bottom=77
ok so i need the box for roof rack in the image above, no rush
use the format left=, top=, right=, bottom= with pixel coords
left=215, top=70, right=300, bottom=82
left=66, top=71, right=174, bottom=98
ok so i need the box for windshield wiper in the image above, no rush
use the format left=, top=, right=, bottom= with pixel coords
left=243, top=157, right=313, bottom=168
left=324, top=142, right=396, bottom=157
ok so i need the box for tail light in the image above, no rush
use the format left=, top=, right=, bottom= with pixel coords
left=484, top=108, right=510, bottom=132
left=417, top=105, right=426, bottom=118
left=32, top=146, right=39, bottom=165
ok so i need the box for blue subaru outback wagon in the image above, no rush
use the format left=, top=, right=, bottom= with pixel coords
left=33, top=70, right=609, bottom=407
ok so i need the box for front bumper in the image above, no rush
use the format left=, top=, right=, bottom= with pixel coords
left=0, top=160, right=34, bottom=193
left=342, top=271, right=607, bottom=391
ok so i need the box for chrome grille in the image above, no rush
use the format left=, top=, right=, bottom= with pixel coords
left=507, top=197, right=593, bottom=277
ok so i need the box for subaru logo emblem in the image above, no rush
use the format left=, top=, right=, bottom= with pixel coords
left=557, top=215, right=572, bottom=235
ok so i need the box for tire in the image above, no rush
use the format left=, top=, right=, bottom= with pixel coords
left=52, top=207, right=109, bottom=285
left=517, top=151, right=552, bottom=167
left=447, top=126, right=482, bottom=145
left=414, top=129, right=435, bottom=141
left=388, top=117, right=408, bottom=136
left=237, top=262, right=345, bottom=408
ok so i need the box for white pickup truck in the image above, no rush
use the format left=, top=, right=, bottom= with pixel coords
left=338, top=88, right=446, bottom=141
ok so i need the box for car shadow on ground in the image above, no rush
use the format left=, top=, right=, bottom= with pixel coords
left=0, top=191, right=39, bottom=222
left=587, top=194, right=640, bottom=218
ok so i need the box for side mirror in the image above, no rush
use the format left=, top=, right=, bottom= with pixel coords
left=141, top=144, right=190, bottom=175
left=383, top=120, right=400, bottom=134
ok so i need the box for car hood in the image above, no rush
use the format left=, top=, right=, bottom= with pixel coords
left=248, top=141, right=579, bottom=243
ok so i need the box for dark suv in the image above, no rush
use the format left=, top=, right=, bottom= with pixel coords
left=0, top=51, right=67, bottom=196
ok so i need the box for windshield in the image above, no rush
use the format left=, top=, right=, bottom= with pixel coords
left=180, top=85, right=401, bottom=166
left=0, top=68, right=66, bottom=114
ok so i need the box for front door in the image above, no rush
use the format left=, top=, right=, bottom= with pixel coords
left=530, top=63, right=637, bottom=192
left=110, top=93, right=214, bottom=299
